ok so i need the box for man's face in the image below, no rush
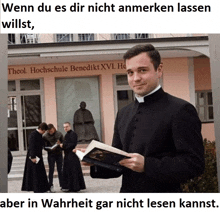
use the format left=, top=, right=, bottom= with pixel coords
left=126, top=52, right=163, bottom=97
left=63, top=123, right=71, bottom=132
left=48, top=128, right=56, bottom=135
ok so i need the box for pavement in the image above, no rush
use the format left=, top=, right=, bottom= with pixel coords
left=8, top=176, right=122, bottom=193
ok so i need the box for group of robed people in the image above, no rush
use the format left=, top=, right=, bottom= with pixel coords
left=21, top=122, right=85, bottom=193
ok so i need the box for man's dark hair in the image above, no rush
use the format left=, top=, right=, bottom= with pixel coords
left=47, top=123, right=55, bottom=130
left=38, top=122, right=48, bottom=131
left=123, top=44, right=161, bottom=70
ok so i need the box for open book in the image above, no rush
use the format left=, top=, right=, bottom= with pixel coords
left=76, top=140, right=130, bottom=172
left=44, top=143, right=59, bottom=150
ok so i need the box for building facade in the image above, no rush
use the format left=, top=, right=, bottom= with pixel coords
left=7, top=34, right=214, bottom=156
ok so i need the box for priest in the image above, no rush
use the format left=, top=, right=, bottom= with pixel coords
left=21, top=122, right=50, bottom=193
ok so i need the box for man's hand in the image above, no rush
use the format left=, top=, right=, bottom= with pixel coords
left=73, top=148, right=94, bottom=166
left=31, top=158, right=37, bottom=163
left=57, top=140, right=61, bottom=145
left=73, top=147, right=86, bottom=153
left=119, top=153, right=145, bottom=173
left=60, top=143, right=63, bottom=148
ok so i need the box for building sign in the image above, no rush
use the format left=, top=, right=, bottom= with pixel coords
left=8, top=62, right=126, bottom=76
left=8, top=67, right=27, bottom=75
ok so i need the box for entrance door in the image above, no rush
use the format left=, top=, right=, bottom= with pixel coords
left=8, top=79, right=44, bottom=155
left=8, top=94, right=42, bottom=155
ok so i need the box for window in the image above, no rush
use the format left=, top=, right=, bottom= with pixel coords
left=20, top=79, right=40, bottom=91
left=78, top=34, right=94, bottom=41
left=8, top=34, right=15, bottom=44
left=8, top=97, right=17, bottom=116
left=20, top=34, right=38, bottom=44
left=135, top=34, right=148, bottom=39
left=114, top=75, right=134, bottom=113
left=56, top=34, right=73, bottom=42
left=195, top=91, right=214, bottom=122
left=113, top=34, right=130, bottom=40
left=8, top=81, right=16, bottom=91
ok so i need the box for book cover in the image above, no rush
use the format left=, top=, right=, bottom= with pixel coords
left=76, top=140, right=130, bottom=172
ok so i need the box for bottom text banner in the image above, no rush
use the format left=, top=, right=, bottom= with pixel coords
left=0, top=193, right=219, bottom=211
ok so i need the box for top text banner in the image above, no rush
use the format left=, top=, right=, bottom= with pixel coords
left=0, top=0, right=219, bottom=33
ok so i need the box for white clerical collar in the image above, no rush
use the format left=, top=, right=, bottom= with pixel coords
left=135, top=85, right=161, bottom=103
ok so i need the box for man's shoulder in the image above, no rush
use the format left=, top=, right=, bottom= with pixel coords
left=166, top=92, right=194, bottom=108
left=116, top=91, right=196, bottom=115
left=55, top=130, right=63, bottom=136
left=164, top=93, right=198, bottom=117
left=68, top=130, right=77, bottom=138
left=42, top=132, right=49, bottom=138
left=30, top=130, right=37, bottom=137
left=70, top=130, right=77, bottom=134
left=31, top=129, right=37, bottom=134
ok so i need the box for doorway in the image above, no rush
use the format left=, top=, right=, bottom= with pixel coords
left=8, top=79, right=44, bottom=155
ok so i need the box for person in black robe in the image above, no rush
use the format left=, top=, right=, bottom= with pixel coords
left=21, top=122, right=50, bottom=193
left=85, top=44, right=204, bottom=192
left=60, top=122, right=86, bottom=192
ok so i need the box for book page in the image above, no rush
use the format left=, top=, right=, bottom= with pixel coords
left=75, top=150, right=85, bottom=161
left=84, top=140, right=129, bottom=157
